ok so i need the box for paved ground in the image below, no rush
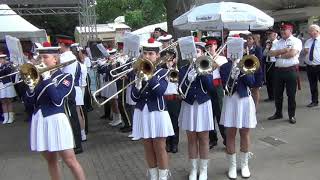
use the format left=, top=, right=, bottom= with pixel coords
left=1, top=72, right=320, bottom=180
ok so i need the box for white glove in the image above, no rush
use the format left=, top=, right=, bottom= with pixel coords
left=230, top=67, right=240, bottom=79
left=98, top=58, right=106, bottom=66
left=135, top=75, right=142, bottom=90
left=187, top=68, right=197, bottom=82
left=41, top=71, right=51, bottom=80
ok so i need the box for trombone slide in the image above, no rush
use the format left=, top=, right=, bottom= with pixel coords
left=93, top=67, right=134, bottom=106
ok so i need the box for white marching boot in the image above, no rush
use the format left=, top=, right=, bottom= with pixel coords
left=6, top=112, right=14, bottom=124
left=2, top=113, right=9, bottom=124
left=81, top=129, right=87, bottom=141
left=198, top=159, right=209, bottom=180
left=148, top=167, right=158, bottom=180
left=240, top=152, right=251, bottom=178
left=188, top=159, right=198, bottom=180
left=158, top=169, right=170, bottom=180
left=227, top=153, right=237, bottom=179
left=110, top=113, right=122, bottom=126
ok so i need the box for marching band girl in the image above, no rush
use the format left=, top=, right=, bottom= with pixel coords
left=24, top=47, right=86, bottom=180
left=131, top=38, right=174, bottom=180
left=178, top=39, right=215, bottom=180
left=0, top=54, right=17, bottom=124
left=220, top=53, right=257, bottom=179
left=245, top=34, right=263, bottom=107
left=97, top=48, right=122, bottom=126
left=71, top=44, right=87, bottom=142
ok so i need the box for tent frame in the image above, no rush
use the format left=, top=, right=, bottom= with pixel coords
left=0, top=0, right=97, bottom=45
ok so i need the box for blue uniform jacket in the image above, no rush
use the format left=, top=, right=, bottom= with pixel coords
left=97, top=64, right=113, bottom=82
left=131, top=68, right=169, bottom=112
left=24, top=69, right=74, bottom=117
left=178, top=64, right=214, bottom=105
left=74, top=62, right=81, bottom=86
left=0, top=63, right=15, bottom=84
left=248, top=46, right=263, bottom=87
left=220, top=61, right=255, bottom=98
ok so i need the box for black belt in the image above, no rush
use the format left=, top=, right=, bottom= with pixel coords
left=307, top=64, right=320, bottom=67
left=275, top=66, right=296, bottom=72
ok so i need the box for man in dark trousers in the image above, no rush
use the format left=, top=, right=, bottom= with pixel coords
left=263, top=28, right=278, bottom=102
left=304, top=24, right=320, bottom=107
left=266, top=23, right=302, bottom=124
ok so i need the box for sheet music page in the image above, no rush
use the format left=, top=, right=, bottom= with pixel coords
left=226, top=37, right=244, bottom=59
left=96, top=43, right=109, bottom=57
left=178, top=36, right=197, bottom=60
left=123, top=32, right=140, bottom=58
left=5, top=35, right=24, bottom=65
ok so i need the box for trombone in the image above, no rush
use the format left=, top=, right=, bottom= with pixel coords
left=93, top=57, right=153, bottom=106
left=93, top=54, right=176, bottom=106
left=224, top=55, right=260, bottom=96
left=110, top=40, right=179, bottom=78
left=178, top=43, right=227, bottom=99
left=0, top=60, right=77, bottom=90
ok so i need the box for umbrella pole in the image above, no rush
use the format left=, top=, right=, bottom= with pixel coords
left=222, top=28, right=224, bottom=45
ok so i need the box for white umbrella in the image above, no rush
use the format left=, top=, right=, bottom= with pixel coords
left=173, top=2, right=274, bottom=31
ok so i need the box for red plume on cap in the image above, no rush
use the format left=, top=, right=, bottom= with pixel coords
left=42, top=41, right=51, bottom=47
left=206, top=39, right=217, bottom=46
left=233, top=34, right=240, bottom=38
left=148, top=37, right=155, bottom=43
left=108, top=48, right=113, bottom=51
left=280, top=23, right=294, bottom=30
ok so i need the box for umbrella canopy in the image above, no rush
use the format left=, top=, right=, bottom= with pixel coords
left=173, top=2, right=274, bottom=31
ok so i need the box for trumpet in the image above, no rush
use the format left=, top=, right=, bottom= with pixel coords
left=168, top=64, right=179, bottom=83
left=225, top=55, right=260, bottom=96
left=0, top=60, right=77, bottom=90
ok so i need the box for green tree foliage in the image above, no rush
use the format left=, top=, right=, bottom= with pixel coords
left=24, top=15, right=78, bottom=37
left=96, top=0, right=166, bottom=30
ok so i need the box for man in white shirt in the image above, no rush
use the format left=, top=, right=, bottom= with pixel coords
left=57, top=36, right=83, bottom=153
left=263, top=28, right=278, bottom=102
left=266, top=23, right=302, bottom=124
left=304, top=24, right=320, bottom=107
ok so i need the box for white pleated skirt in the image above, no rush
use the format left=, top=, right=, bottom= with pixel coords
left=0, top=82, right=16, bottom=98
left=132, top=105, right=174, bottom=139
left=220, top=93, right=257, bottom=128
left=179, top=100, right=214, bottom=132
left=75, top=86, right=84, bottom=105
left=30, top=110, right=74, bottom=152
left=126, top=85, right=136, bottom=105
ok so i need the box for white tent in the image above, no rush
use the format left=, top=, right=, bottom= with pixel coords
left=0, top=4, right=47, bottom=42
left=132, top=22, right=167, bottom=43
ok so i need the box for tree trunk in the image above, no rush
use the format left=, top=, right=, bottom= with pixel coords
left=165, top=0, right=195, bottom=40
